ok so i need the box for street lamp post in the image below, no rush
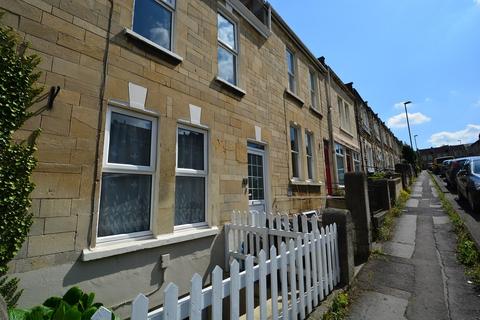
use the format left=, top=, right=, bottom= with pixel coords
left=404, top=101, right=413, bottom=149
left=414, top=134, right=419, bottom=151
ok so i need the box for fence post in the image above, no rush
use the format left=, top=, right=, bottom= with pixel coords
left=131, top=294, right=148, bottom=320
left=344, top=172, right=372, bottom=265
left=322, top=208, right=355, bottom=287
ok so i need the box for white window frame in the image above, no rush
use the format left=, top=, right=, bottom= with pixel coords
left=338, top=96, right=346, bottom=129
left=305, top=130, right=315, bottom=180
left=353, top=152, right=361, bottom=172
left=217, top=11, right=239, bottom=86
left=98, top=106, right=158, bottom=243
left=309, top=70, right=318, bottom=109
left=290, top=125, right=302, bottom=179
left=286, top=48, right=296, bottom=93
left=344, top=101, right=351, bottom=132
left=362, top=108, right=369, bottom=130
left=131, top=0, right=176, bottom=52
left=335, top=143, right=345, bottom=186
left=175, top=124, right=209, bottom=230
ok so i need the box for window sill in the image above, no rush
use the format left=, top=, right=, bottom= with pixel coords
left=124, top=28, right=183, bottom=65
left=215, top=77, right=246, bottom=97
left=309, top=106, right=323, bottom=118
left=290, top=179, right=323, bottom=186
left=285, top=89, right=305, bottom=106
left=82, top=226, right=219, bottom=261
left=340, top=127, right=354, bottom=138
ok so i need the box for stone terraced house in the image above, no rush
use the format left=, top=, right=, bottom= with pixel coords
left=1, top=0, right=402, bottom=316
left=347, top=85, right=402, bottom=174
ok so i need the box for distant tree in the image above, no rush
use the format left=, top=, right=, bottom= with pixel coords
left=0, top=17, right=42, bottom=308
left=402, top=144, right=417, bottom=166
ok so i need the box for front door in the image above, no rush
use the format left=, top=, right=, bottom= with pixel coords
left=247, top=143, right=267, bottom=213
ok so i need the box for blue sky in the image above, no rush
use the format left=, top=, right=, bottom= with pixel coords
left=269, top=0, right=480, bottom=149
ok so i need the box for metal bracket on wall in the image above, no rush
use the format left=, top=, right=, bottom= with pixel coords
left=31, top=86, right=61, bottom=116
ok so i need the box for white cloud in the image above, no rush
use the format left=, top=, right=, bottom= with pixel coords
left=149, top=23, right=170, bottom=49
left=393, top=102, right=405, bottom=109
left=429, top=124, right=480, bottom=147
left=387, top=112, right=431, bottom=128
left=474, top=99, right=480, bottom=107
left=475, top=0, right=480, bottom=6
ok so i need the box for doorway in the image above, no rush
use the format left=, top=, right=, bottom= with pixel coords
left=247, top=142, right=267, bottom=213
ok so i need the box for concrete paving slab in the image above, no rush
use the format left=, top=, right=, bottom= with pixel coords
left=406, top=199, right=419, bottom=208
left=383, top=242, right=415, bottom=259
left=430, top=204, right=442, bottom=208
left=433, top=216, right=450, bottom=225
left=347, top=291, right=408, bottom=320
left=411, top=193, right=422, bottom=198
left=391, top=215, right=417, bottom=245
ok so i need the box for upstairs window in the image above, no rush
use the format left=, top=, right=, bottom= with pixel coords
left=290, top=125, right=301, bottom=179
left=217, top=13, right=238, bottom=85
left=309, top=70, right=318, bottom=109
left=361, top=108, right=369, bottom=130
left=305, top=131, right=314, bottom=180
left=133, top=0, right=175, bottom=51
left=98, top=107, right=158, bottom=241
left=286, top=48, right=296, bottom=93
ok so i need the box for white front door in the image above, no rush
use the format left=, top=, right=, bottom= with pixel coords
left=247, top=143, right=267, bottom=213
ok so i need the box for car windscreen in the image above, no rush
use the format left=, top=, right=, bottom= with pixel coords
left=473, top=160, right=480, bottom=174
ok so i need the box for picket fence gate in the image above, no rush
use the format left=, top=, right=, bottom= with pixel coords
left=225, top=210, right=322, bottom=267
left=89, top=221, right=340, bottom=320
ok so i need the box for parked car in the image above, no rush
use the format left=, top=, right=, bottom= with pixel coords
left=433, top=156, right=453, bottom=174
left=446, top=157, right=470, bottom=189
left=440, top=159, right=452, bottom=177
left=456, top=156, right=480, bottom=212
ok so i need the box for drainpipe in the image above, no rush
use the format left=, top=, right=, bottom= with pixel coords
left=88, top=0, right=114, bottom=249
left=324, top=66, right=338, bottom=189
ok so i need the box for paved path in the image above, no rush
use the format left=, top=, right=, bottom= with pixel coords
left=347, top=171, right=480, bottom=320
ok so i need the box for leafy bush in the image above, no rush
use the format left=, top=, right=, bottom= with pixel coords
left=0, top=14, right=43, bottom=307
left=8, top=287, right=118, bottom=320
left=457, top=235, right=479, bottom=267
left=323, top=292, right=349, bottom=320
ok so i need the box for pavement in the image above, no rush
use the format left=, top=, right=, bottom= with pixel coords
left=347, top=171, right=480, bottom=320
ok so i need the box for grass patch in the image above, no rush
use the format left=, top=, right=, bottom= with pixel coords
left=377, top=189, right=412, bottom=241
left=429, top=172, right=480, bottom=287
left=322, top=292, right=350, bottom=320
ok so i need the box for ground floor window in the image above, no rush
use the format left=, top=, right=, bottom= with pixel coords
left=290, top=125, right=301, bottom=179
left=175, top=125, right=208, bottom=228
left=98, top=107, right=157, bottom=240
left=335, top=143, right=345, bottom=185
left=353, top=152, right=361, bottom=172
left=305, top=131, right=314, bottom=180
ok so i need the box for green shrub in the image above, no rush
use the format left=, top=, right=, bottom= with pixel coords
left=0, top=14, right=43, bottom=307
left=8, top=287, right=119, bottom=320
left=323, top=292, right=349, bottom=320
left=458, top=238, right=479, bottom=267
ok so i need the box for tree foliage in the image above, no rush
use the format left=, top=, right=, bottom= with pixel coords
left=402, top=144, right=417, bottom=166
left=0, top=17, right=42, bottom=307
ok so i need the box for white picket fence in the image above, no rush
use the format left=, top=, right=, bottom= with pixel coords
left=90, top=212, right=340, bottom=320
left=225, top=210, right=321, bottom=266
